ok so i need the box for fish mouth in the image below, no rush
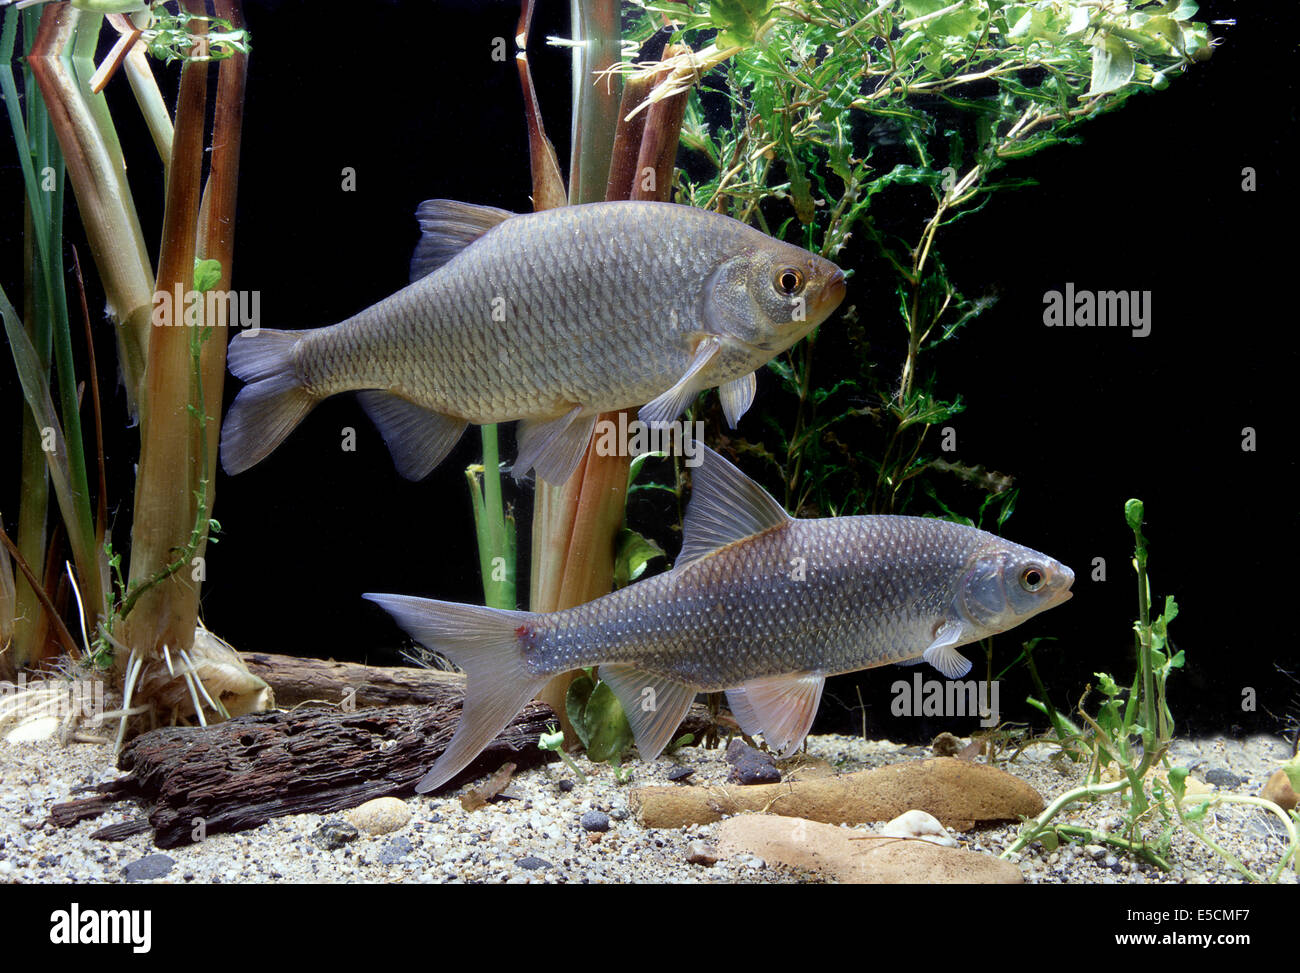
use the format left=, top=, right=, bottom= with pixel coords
left=820, top=268, right=847, bottom=308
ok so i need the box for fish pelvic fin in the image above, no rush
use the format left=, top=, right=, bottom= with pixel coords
left=363, top=594, right=547, bottom=794
left=598, top=664, right=697, bottom=764
left=513, top=407, right=596, bottom=486
left=220, top=329, right=316, bottom=475
left=718, top=371, right=756, bottom=428
left=726, top=672, right=825, bottom=758
left=410, top=199, right=516, bottom=283
left=676, top=444, right=792, bottom=567
left=356, top=391, right=468, bottom=480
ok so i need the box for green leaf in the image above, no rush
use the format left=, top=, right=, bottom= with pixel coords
left=583, top=681, right=634, bottom=763
left=1095, top=671, right=1121, bottom=697
left=565, top=673, right=596, bottom=750
left=613, top=528, right=666, bottom=589
left=193, top=258, right=223, bottom=294
left=709, top=0, right=775, bottom=48
left=1167, top=765, right=1188, bottom=800
left=1088, top=33, right=1135, bottom=97
left=1124, top=498, right=1144, bottom=534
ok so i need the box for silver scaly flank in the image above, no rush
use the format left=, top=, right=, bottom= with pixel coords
left=367, top=445, right=1074, bottom=793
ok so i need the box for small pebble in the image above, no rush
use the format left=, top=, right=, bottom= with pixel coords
left=667, top=766, right=694, bottom=782
left=557, top=779, right=575, bottom=792
left=378, top=836, right=413, bottom=865
left=312, top=821, right=359, bottom=850
left=1204, top=768, right=1242, bottom=790
left=581, top=811, right=610, bottom=832
left=725, top=739, right=780, bottom=785
left=686, top=841, right=719, bottom=866
left=345, top=797, right=411, bottom=836
left=516, top=855, right=552, bottom=870
left=122, top=854, right=175, bottom=882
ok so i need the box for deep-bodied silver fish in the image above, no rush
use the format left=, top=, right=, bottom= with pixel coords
left=367, top=446, right=1074, bottom=793
left=220, top=200, right=846, bottom=485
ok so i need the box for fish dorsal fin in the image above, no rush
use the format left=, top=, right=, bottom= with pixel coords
left=410, top=199, right=515, bottom=283
left=677, top=445, right=792, bottom=567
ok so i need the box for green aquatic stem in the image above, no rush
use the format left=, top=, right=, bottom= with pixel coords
left=1001, top=777, right=1130, bottom=859
left=1051, top=824, right=1171, bottom=871
left=467, top=424, right=517, bottom=612
left=539, top=726, right=589, bottom=784
left=1173, top=793, right=1299, bottom=885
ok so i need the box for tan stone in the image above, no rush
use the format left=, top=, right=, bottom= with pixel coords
left=345, top=797, right=411, bottom=835
left=1260, top=769, right=1299, bottom=812
left=631, top=756, right=1043, bottom=830
left=717, top=813, right=1022, bottom=883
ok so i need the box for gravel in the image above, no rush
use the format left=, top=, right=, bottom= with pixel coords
left=1, top=730, right=1294, bottom=884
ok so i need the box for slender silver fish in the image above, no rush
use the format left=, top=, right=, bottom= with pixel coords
left=220, top=200, right=846, bottom=485
left=368, top=446, right=1074, bottom=793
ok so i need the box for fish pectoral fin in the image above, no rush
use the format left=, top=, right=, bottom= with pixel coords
left=513, top=406, right=597, bottom=486
left=356, top=391, right=468, bottom=480
left=922, top=621, right=973, bottom=678
left=676, top=444, right=792, bottom=567
left=718, top=371, right=756, bottom=428
left=638, top=335, right=722, bottom=429
left=597, top=664, right=698, bottom=764
left=725, top=672, right=825, bottom=758
left=410, top=199, right=516, bottom=282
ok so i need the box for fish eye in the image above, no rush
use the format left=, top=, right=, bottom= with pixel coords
left=774, top=267, right=805, bottom=296
left=1020, top=566, right=1046, bottom=592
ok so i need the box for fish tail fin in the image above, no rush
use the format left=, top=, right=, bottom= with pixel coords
left=363, top=594, right=548, bottom=794
left=220, top=329, right=316, bottom=475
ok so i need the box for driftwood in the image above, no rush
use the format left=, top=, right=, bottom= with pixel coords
left=49, top=657, right=718, bottom=848
left=239, top=651, right=468, bottom=709
left=49, top=699, right=556, bottom=848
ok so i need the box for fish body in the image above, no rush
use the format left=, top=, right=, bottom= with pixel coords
left=220, top=200, right=845, bottom=484
left=368, top=446, right=1074, bottom=793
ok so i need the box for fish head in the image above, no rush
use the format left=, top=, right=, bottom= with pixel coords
left=703, top=242, right=846, bottom=353
left=953, top=539, right=1075, bottom=637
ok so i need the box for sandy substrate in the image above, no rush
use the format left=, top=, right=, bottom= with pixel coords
left=0, top=729, right=1294, bottom=884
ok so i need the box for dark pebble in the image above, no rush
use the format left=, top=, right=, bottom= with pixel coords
left=516, top=855, right=552, bottom=870
left=558, top=779, right=575, bottom=792
left=377, top=832, right=410, bottom=863
left=609, top=808, right=629, bottom=821
left=667, top=766, right=694, bottom=782
left=1205, top=768, right=1242, bottom=789
left=378, top=836, right=413, bottom=865
left=725, top=739, right=780, bottom=784
left=122, top=854, right=175, bottom=882
left=311, top=821, right=359, bottom=850
left=580, top=811, right=610, bottom=832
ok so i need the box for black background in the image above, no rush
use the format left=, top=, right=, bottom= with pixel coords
left=2, top=1, right=1294, bottom=743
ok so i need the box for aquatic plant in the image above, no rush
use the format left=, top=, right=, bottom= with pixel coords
left=1002, top=501, right=1298, bottom=882
left=617, top=0, right=1211, bottom=522
left=1, top=2, right=260, bottom=736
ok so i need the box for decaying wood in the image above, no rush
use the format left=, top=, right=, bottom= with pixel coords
left=239, top=651, right=469, bottom=709
left=49, top=699, right=556, bottom=848
left=48, top=657, right=718, bottom=848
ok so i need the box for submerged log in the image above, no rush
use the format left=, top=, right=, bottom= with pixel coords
left=48, top=658, right=717, bottom=848
left=49, top=699, right=556, bottom=848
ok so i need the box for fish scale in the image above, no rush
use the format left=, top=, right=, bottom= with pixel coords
left=366, top=446, right=1074, bottom=793
left=220, top=200, right=846, bottom=484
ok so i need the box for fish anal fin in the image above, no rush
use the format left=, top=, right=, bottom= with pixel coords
left=638, top=335, right=721, bottom=429
left=725, top=672, right=825, bottom=758
left=410, top=199, right=516, bottom=283
left=513, top=406, right=596, bottom=486
left=923, top=621, right=973, bottom=678
left=598, top=664, right=697, bottom=764
left=677, top=444, right=792, bottom=567
left=718, top=371, right=756, bottom=428
left=356, top=390, right=468, bottom=480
